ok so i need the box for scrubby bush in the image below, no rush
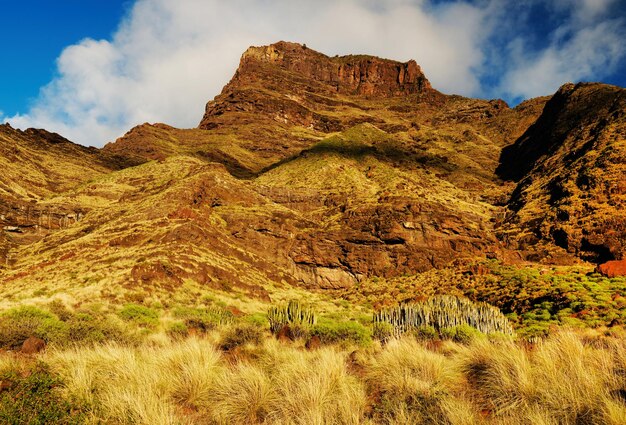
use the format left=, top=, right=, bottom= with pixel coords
left=412, top=325, right=438, bottom=341
left=311, top=320, right=372, bottom=346
left=219, top=323, right=264, bottom=351
left=0, top=305, right=132, bottom=349
left=244, top=312, right=268, bottom=327
left=173, top=306, right=233, bottom=332
left=0, top=362, right=85, bottom=424
left=440, top=324, right=482, bottom=343
left=0, top=306, right=67, bottom=349
left=65, top=312, right=129, bottom=345
left=118, top=304, right=160, bottom=328
left=47, top=300, right=73, bottom=321
left=166, top=321, right=189, bottom=339
left=373, top=321, right=394, bottom=342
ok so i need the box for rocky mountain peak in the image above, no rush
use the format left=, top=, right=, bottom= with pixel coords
left=198, top=41, right=442, bottom=133
left=233, top=41, right=433, bottom=97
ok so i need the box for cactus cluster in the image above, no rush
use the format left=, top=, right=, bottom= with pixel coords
left=207, top=306, right=234, bottom=326
left=373, top=295, right=514, bottom=337
left=267, top=300, right=317, bottom=334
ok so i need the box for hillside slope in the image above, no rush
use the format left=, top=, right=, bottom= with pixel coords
left=1, top=41, right=592, bottom=307
left=498, top=82, right=626, bottom=264
left=0, top=124, right=136, bottom=267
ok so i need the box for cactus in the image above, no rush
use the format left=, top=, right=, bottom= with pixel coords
left=267, top=300, right=317, bottom=334
left=373, top=295, right=514, bottom=338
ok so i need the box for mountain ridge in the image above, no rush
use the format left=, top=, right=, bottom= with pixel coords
left=1, top=41, right=624, bottom=307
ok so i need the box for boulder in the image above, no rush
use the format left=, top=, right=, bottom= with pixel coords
left=21, top=336, right=46, bottom=354
left=598, top=259, right=626, bottom=278
left=276, top=325, right=295, bottom=342
left=305, top=335, right=321, bottom=350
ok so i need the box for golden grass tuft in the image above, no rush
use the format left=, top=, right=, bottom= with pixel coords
left=47, top=338, right=220, bottom=424
left=22, top=329, right=624, bottom=424
left=261, top=340, right=366, bottom=425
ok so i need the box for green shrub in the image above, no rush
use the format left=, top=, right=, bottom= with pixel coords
left=0, top=305, right=133, bottom=349
left=288, top=323, right=311, bottom=340
left=166, top=321, right=189, bottom=339
left=412, top=325, right=438, bottom=341
left=0, top=362, right=85, bottom=424
left=65, top=312, right=129, bottom=346
left=244, top=312, right=268, bottom=327
left=219, top=323, right=264, bottom=351
left=311, top=320, right=372, bottom=346
left=0, top=306, right=68, bottom=349
left=442, top=324, right=481, bottom=343
left=47, top=300, right=73, bottom=321
left=373, top=321, right=394, bottom=342
left=118, top=304, right=160, bottom=328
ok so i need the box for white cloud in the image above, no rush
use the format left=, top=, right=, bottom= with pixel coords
left=497, top=2, right=626, bottom=101
left=2, top=0, right=625, bottom=146
left=552, top=0, right=618, bottom=24
left=2, top=0, right=490, bottom=147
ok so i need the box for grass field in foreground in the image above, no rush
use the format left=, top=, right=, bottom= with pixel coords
left=1, top=327, right=625, bottom=424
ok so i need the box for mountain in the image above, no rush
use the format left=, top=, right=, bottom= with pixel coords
left=497, top=82, right=626, bottom=264
left=0, top=124, right=136, bottom=266
left=1, top=41, right=623, bottom=308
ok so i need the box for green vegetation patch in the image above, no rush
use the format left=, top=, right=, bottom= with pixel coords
left=311, top=319, right=372, bottom=346
left=0, top=306, right=67, bottom=350
left=0, top=304, right=130, bottom=349
left=118, top=304, right=160, bottom=328
left=347, top=261, right=626, bottom=338
left=218, top=323, right=264, bottom=351
left=0, top=363, right=85, bottom=424
left=471, top=262, right=626, bottom=337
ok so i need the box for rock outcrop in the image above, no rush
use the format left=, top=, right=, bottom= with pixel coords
left=498, top=82, right=626, bottom=263
left=233, top=41, right=433, bottom=97
left=21, top=336, right=46, bottom=354
left=598, top=260, right=626, bottom=278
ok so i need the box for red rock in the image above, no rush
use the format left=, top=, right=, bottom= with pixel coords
left=305, top=335, right=321, bottom=350
left=21, top=336, right=46, bottom=355
left=276, top=325, right=295, bottom=342
left=233, top=41, right=433, bottom=99
left=598, top=260, right=626, bottom=278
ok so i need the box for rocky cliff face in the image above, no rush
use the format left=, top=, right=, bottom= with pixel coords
left=498, top=82, right=626, bottom=264
left=234, top=41, right=433, bottom=97
left=198, top=42, right=444, bottom=155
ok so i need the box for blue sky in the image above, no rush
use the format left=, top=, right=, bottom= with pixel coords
left=0, top=1, right=130, bottom=116
left=1, top=0, right=625, bottom=146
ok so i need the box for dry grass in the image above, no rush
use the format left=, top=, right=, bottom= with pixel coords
left=458, top=332, right=626, bottom=424
left=45, top=335, right=366, bottom=425
left=20, top=329, right=622, bottom=424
